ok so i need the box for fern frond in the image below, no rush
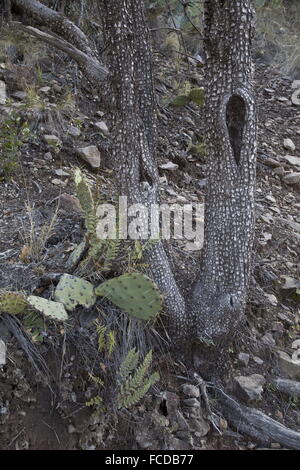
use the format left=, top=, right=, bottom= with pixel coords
left=117, top=350, right=160, bottom=409
left=88, top=373, right=104, bottom=386
left=94, top=320, right=107, bottom=352
left=85, top=395, right=104, bottom=407
left=101, top=239, right=120, bottom=272
left=124, top=350, right=153, bottom=392
left=118, top=348, right=140, bottom=382
left=117, top=371, right=159, bottom=409
left=107, top=330, right=116, bottom=358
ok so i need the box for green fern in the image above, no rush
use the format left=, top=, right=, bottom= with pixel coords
left=107, top=330, right=116, bottom=358
left=117, top=349, right=159, bottom=409
left=85, top=395, right=104, bottom=408
left=118, top=347, right=140, bottom=382
left=95, top=320, right=107, bottom=352
left=88, top=373, right=104, bottom=387
left=94, top=319, right=116, bottom=357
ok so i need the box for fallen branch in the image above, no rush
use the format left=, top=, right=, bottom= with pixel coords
left=11, top=0, right=95, bottom=58
left=12, top=22, right=108, bottom=83
left=272, top=378, right=300, bottom=398
left=217, top=389, right=300, bottom=449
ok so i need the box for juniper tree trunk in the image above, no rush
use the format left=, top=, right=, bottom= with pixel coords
left=100, top=0, right=257, bottom=351
left=189, top=0, right=257, bottom=345
left=100, top=0, right=186, bottom=329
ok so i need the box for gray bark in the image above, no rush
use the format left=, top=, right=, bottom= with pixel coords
left=189, top=0, right=257, bottom=342
left=100, top=0, right=257, bottom=345
left=100, top=0, right=186, bottom=330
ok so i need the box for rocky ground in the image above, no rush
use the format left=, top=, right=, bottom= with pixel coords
left=0, top=48, right=299, bottom=450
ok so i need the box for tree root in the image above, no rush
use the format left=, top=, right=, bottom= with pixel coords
left=216, top=388, right=300, bottom=449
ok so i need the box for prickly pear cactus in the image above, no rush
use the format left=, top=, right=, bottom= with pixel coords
left=189, top=87, right=204, bottom=105
left=54, top=274, right=96, bottom=311
left=0, top=291, right=28, bottom=315
left=171, top=94, right=191, bottom=106
left=95, top=273, right=162, bottom=321
left=27, top=296, right=68, bottom=321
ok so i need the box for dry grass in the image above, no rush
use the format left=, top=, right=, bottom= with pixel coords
left=255, top=0, right=300, bottom=77
left=20, top=202, right=59, bottom=264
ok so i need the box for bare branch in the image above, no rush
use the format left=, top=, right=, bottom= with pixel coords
left=11, top=0, right=96, bottom=58
left=12, top=22, right=108, bottom=82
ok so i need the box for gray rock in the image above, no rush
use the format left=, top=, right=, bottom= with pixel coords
left=68, top=126, right=81, bottom=137
left=273, top=166, right=285, bottom=176
left=53, top=169, right=69, bottom=177
left=94, top=121, right=109, bottom=135
left=253, top=356, right=264, bottom=365
left=161, top=391, right=180, bottom=420
left=43, top=134, right=62, bottom=146
left=175, top=410, right=190, bottom=431
left=44, top=152, right=53, bottom=161
left=39, top=86, right=51, bottom=93
left=283, top=155, right=300, bottom=167
left=234, top=374, right=265, bottom=401
left=181, top=383, right=200, bottom=398
left=0, top=339, right=6, bottom=366
left=188, top=417, right=210, bottom=437
left=283, top=172, right=300, bottom=185
left=283, top=138, right=296, bottom=152
left=277, top=351, right=300, bottom=380
left=238, top=352, right=250, bottom=366
left=292, top=80, right=300, bottom=89
left=0, top=80, right=6, bottom=104
left=159, top=161, right=179, bottom=171
left=183, top=398, right=200, bottom=408
left=12, top=90, right=27, bottom=100
left=52, top=84, right=62, bottom=93
left=77, top=145, right=101, bottom=169
left=262, top=332, right=276, bottom=346
left=59, top=193, right=82, bottom=213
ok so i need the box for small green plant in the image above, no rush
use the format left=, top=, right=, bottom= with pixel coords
left=94, top=319, right=117, bottom=358
left=171, top=85, right=204, bottom=107
left=74, top=168, right=121, bottom=273
left=0, top=111, right=32, bottom=179
left=23, top=310, right=45, bottom=343
left=117, top=348, right=159, bottom=409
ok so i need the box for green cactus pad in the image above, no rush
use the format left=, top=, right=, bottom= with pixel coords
left=188, top=87, right=204, bottom=106
left=95, top=273, right=162, bottom=321
left=54, top=274, right=96, bottom=311
left=27, top=296, right=68, bottom=321
left=0, top=291, right=28, bottom=315
left=171, top=94, right=191, bottom=107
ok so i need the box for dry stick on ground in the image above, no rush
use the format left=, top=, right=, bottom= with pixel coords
left=217, top=388, right=300, bottom=449
left=12, top=22, right=107, bottom=84
left=271, top=378, right=300, bottom=398
left=11, top=0, right=95, bottom=57
left=10, top=0, right=108, bottom=82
